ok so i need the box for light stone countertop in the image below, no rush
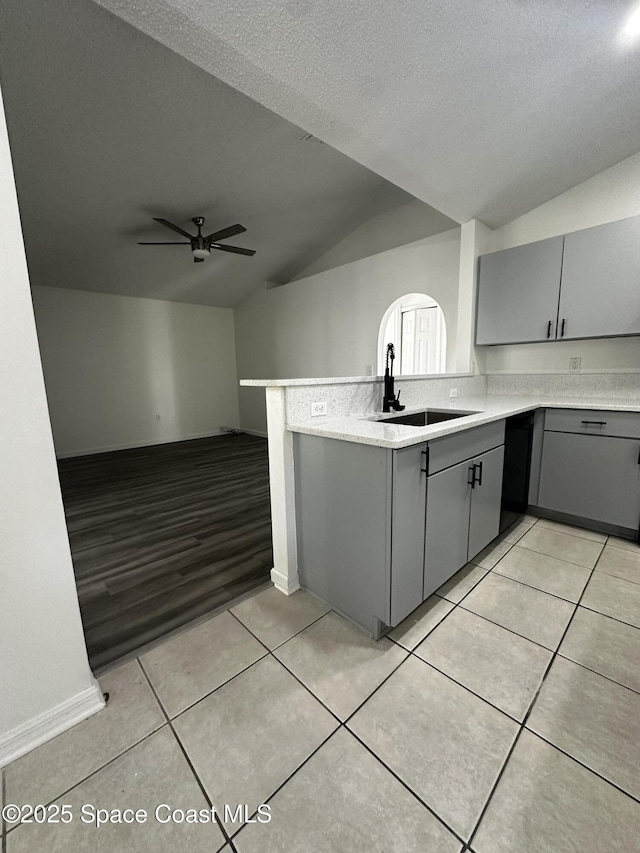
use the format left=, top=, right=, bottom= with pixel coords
left=240, top=372, right=474, bottom=387
left=286, top=394, right=640, bottom=449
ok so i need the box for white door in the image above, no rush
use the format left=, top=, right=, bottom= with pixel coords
left=401, top=306, right=443, bottom=374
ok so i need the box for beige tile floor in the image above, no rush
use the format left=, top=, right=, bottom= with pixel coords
left=2, top=516, right=640, bottom=852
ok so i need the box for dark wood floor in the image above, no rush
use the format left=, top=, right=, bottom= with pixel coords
left=58, top=433, right=272, bottom=671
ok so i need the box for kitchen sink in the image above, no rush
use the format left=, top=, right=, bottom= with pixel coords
left=375, top=408, right=479, bottom=426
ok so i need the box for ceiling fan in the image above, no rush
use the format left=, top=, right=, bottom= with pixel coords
left=138, top=217, right=256, bottom=263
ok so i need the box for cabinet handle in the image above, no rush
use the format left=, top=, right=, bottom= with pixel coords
left=476, top=460, right=483, bottom=486
left=421, top=449, right=428, bottom=474
left=468, top=465, right=476, bottom=488
left=581, top=420, right=607, bottom=426
left=547, top=320, right=552, bottom=338
left=561, top=318, right=566, bottom=337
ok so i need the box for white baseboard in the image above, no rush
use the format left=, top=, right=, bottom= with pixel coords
left=241, top=428, right=268, bottom=438
left=271, top=567, right=300, bottom=595
left=55, top=430, right=226, bottom=459
left=0, top=680, right=105, bottom=768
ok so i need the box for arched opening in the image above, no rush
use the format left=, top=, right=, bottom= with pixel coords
left=377, top=293, right=447, bottom=376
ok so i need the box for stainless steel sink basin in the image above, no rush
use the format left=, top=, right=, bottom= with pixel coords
left=376, top=408, right=478, bottom=426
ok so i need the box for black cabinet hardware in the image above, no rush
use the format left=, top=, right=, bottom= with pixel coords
left=560, top=318, right=566, bottom=336
left=581, top=420, right=607, bottom=426
left=421, top=449, right=428, bottom=474
left=476, top=460, right=483, bottom=486
left=468, top=465, right=476, bottom=488
left=547, top=320, right=552, bottom=338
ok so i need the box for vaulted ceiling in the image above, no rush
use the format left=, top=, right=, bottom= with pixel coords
left=93, top=0, right=640, bottom=227
left=3, top=0, right=640, bottom=309
left=0, top=0, right=452, bottom=307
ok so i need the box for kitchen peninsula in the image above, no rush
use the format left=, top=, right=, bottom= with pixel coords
left=242, top=372, right=640, bottom=638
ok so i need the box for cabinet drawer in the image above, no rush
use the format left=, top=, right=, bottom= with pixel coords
left=428, top=420, right=506, bottom=475
left=544, top=408, right=640, bottom=439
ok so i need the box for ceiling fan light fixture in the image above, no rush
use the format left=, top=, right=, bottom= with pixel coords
left=192, top=246, right=210, bottom=260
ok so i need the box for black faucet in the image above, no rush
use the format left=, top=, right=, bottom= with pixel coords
left=382, top=343, right=405, bottom=413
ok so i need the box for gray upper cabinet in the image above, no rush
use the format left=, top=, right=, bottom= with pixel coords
left=558, top=214, right=640, bottom=340
left=475, top=236, right=564, bottom=345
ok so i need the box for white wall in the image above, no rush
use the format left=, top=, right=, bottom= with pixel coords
left=0, top=84, right=99, bottom=762
left=32, top=287, right=241, bottom=457
left=235, top=227, right=461, bottom=432
left=483, top=151, right=640, bottom=374
left=291, top=199, right=457, bottom=281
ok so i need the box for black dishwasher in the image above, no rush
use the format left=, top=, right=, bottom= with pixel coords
left=500, top=411, right=535, bottom=533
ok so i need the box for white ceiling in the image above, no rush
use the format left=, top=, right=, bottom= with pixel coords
left=0, top=0, right=453, bottom=308
left=92, top=0, right=640, bottom=227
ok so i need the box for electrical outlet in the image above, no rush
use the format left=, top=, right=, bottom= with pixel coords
left=365, top=364, right=373, bottom=376
left=155, top=413, right=161, bottom=421
left=449, top=388, right=458, bottom=399
left=569, top=357, right=581, bottom=374
left=311, top=401, right=328, bottom=417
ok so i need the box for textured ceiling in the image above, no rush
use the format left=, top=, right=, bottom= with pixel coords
left=0, top=0, right=452, bottom=308
left=91, top=0, right=640, bottom=227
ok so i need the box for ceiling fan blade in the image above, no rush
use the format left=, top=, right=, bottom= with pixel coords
left=211, top=243, right=256, bottom=256
left=204, top=223, right=246, bottom=243
left=153, top=217, right=194, bottom=239
left=138, top=241, right=191, bottom=245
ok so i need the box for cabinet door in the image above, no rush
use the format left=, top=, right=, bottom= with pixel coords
left=475, top=237, right=564, bottom=345
left=424, top=459, right=472, bottom=599
left=558, top=215, right=640, bottom=339
left=390, top=444, right=427, bottom=625
left=538, top=431, right=640, bottom=530
left=468, top=445, right=505, bottom=560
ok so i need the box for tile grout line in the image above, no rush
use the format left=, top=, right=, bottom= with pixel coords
left=5, top=517, right=633, bottom=850
left=225, top=604, right=469, bottom=843
left=465, top=534, right=608, bottom=850
left=136, top=659, right=237, bottom=853
left=225, top=609, right=348, bottom=728
left=231, top=728, right=340, bottom=844
left=227, top=606, right=330, bottom=655
left=344, top=726, right=467, bottom=848
left=2, top=725, right=167, bottom=837
left=491, top=566, right=592, bottom=603
left=578, top=602, right=640, bottom=632
left=92, top=579, right=274, bottom=678
left=405, top=654, right=527, bottom=726
left=389, top=517, right=548, bottom=656
left=522, top=729, right=640, bottom=806
left=455, top=603, right=563, bottom=652
left=555, top=651, right=640, bottom=699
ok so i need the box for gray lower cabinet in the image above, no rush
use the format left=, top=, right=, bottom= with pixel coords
left=558, top=214, right=640, bottom=340
left=467, top=445, right=506, bottom=559
left=294, top=433, right=427, bottom=636
left=475, top=236, right=564, bottom=345
left=424, top=433, right=505, bottom=599
left=538, top=430, right=640, bottom=533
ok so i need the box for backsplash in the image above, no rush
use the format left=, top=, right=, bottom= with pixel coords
left=487, top=373, right=640, bottom=399
left=285, top=374, right=486, bottom=422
